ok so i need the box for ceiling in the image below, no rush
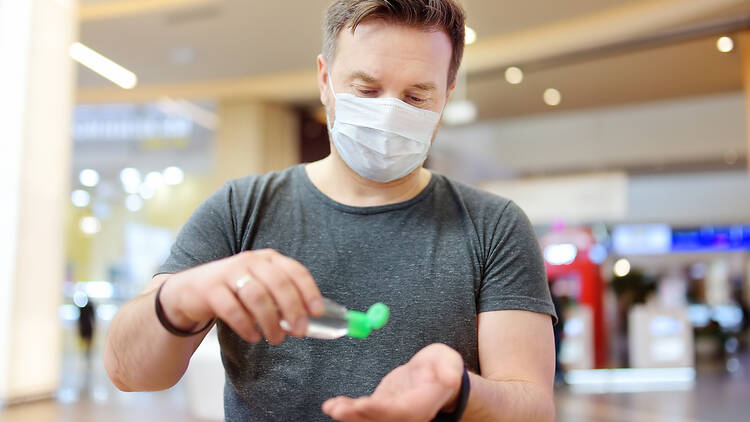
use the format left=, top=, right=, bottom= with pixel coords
left=77, top=0, right=633, bottom=86
left=467, top=35, right=744, bottom=120
left=77, top=0, right=750, bottom=120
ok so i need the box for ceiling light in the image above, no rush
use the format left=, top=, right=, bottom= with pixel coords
left=69, top=42, right=138, bottom=89
left=544, top=244, right=578, bottom=266
left=716, top=36, right=733, bottom=53
left=78, top=169, right=100, bottom=187
left=120, top=167, right=141, bottom=194
left=614, top=258, right=631, bottom=277
left=79, top=216, right=101, bottom=235
left=163, top=166, right=184, bottom=185
left=139, top=183, right=156, bottom=200
left=465, top=26, right=477, bottom=45
left=125, top=194, right=143, bottom=212
left=71, top=190, right=91, bottom=208
left=543, top=88, right=562, bottom=106
left=157, top=97, right=218, bottom=130
left=505, top=66, right=524, bottom=84
left=145, top=171, right=164, bottom=190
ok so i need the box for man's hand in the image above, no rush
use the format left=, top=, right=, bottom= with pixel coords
left=322, top=343, right=464, bottom=422
left=159, top=249, right=325, bottom=345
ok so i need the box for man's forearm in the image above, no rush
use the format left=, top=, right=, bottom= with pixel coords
left=460, top=373, right=555, bottom=422
left=104, top=287, right=206, bottom=391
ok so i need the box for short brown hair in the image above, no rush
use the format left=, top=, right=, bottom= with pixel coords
left=323, top=0, right=466, bottom=85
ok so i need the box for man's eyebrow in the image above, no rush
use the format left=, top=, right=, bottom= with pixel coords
left=410, top=82, right=437, bottom=92
left=348, top=71, right=437, bottom=92
left=349, top=71, right=380, bottom=84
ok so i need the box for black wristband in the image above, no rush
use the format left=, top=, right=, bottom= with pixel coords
left=434, top=367, right=471, bottom=422
left=155, top=281, right=214, bottom=337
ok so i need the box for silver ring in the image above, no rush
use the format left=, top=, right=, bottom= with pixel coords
left=234, top=274, right=253, bottom=292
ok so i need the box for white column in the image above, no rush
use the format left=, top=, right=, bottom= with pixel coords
left=0, top=0, right=77, bottom=403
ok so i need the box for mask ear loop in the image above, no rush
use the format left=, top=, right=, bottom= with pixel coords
left=326, top=74, right=336, bottom=131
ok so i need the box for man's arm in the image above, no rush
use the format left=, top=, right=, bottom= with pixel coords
left=104, top=274, right=209, bottom=391
left=460, top=309, right=556, bottom=422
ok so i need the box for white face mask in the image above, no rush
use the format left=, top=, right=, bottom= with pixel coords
left=327, top=78, right=442, bottom=183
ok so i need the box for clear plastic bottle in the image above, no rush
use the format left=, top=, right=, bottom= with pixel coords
left=280, top=298, right=389, bottom=340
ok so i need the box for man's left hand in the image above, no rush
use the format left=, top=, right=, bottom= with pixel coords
left=322, top=343, right=464, bottom=422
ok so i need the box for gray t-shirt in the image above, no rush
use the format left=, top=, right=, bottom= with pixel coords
left=158, top=164, right=555, bottom=422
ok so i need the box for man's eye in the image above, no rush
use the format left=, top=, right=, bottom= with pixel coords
left=408, top=96, right=426, bottom=104
left=356, top=88, right=377, bottom=95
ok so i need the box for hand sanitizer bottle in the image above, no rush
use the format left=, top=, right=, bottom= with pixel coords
left=281, top=298, right=389, bottom=339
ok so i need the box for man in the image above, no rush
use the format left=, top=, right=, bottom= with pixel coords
left=104, top=1, right=557, bottom=421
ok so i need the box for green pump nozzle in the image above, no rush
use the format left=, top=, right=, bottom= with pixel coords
left=346, top=303, right=390, bottom=339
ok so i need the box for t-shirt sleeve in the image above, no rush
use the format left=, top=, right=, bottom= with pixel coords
left=478, top=200, right=557, bottom=323
left=156, top=182, right=237, bottom=275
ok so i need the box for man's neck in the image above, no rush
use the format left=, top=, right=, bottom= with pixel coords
left=305, top=153, right=432, bottom=208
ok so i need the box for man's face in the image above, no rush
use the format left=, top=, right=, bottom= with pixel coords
left=317, top=19, right=454, bottom=130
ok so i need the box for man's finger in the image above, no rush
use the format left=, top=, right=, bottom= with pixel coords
left=269, top=252, right=325, bottom=316
left=207, top=284, right=260, bottom=343
left=235, top=273, right=285, bottom=345
left=323, top=396, right=382, bottom=422
left=247, top=257, right=309, bottom=337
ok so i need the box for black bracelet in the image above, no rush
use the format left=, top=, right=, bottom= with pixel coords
left=155, top=281, right=214, bottom=337
left=434, top=367, right=471, bottom=422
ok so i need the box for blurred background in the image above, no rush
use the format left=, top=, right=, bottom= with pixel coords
left=1, top=0, right=750, bottom=421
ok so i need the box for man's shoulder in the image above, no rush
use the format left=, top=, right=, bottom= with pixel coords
left=433, top=172, right=514, bottom=216
left=225, top=164, right=301, bottom=193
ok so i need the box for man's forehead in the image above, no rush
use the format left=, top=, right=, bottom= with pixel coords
left=333, top=20, right=452, bottom=90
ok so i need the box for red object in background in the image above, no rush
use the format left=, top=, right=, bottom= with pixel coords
left=541, top=226, right=608, bottom=368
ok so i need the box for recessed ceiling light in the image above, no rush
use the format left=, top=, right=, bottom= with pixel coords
left=465, top=26, right=477, bottom=45
left=139, top=184, right=156, bottom=200
left=716, top=36, right=734, bottom=53
left=163, top=166, right=185, bottom=185
left=120, top=167, right=141, bottom=194
left=145, top=171, right=164, bottom=190
left=71, top=190, right=91, bottom=208
left=79, top=169, right=100, bottom=187
left=614, top=258, right=631, bottom=277
left=79, top=216, right=101, bottom=235
left=543, top=88, right=562, bottom=106
left=505, top=66, right=523, bottom=84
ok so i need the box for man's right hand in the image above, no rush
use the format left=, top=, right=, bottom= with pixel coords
left=158, top=249, right=325, bottom=345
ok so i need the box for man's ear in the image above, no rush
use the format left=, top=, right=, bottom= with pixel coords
left=446, top=79, right=457, bottom=104
left=317, top=54, right=329, bottom=106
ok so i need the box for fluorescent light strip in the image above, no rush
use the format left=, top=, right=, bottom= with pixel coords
left=69, top=42, right=137, bottom=89
left=156, top=97, right=218, bottom=130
